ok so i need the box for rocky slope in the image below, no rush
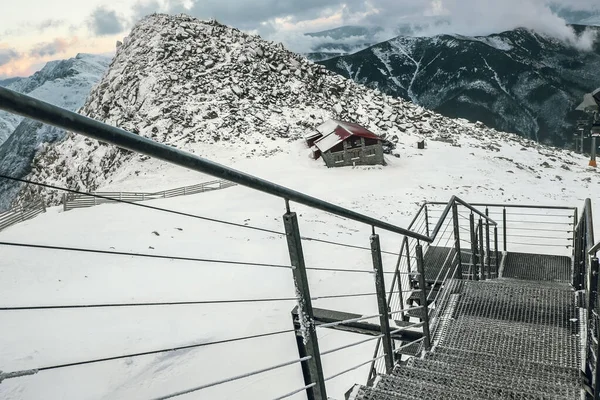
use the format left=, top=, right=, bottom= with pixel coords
left=0, top=53, right=111, bottom=210
left=319, top=26, right=600, bottom=148
left=18, top=14, right=585, bottom=206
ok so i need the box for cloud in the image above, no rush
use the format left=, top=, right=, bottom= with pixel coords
left=132, top=0, right=163, bottom=22
left=2, top=19, right=67, bottom=38
left=88, top=7, right=126, bottom=36
left=0, top=48, right=20, bottom=67
left=29, top=38, right=78, bottom=57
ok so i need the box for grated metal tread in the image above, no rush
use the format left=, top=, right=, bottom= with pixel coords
left=428, top=346, right=579, bottom=381
left=403, top=358, right=579, bottom=396
left=421, top=246, right=458, bottom=283
left=350, top=383, right=478, bottom=400
left=380, top=372, right=573, bottom=400
left=502, top=252, right=571, bottom=282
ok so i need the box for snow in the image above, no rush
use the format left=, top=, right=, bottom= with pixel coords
left=1, top=129, right=599, bottom=399
left=1, top=12, right=600, bottom=400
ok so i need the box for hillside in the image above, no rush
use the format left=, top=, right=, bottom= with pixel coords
left=0, top=54, right=111, bottom=210
left=20, top=14, right=592, bottom=208
left=319, top=26, right=600, bottom=147
left=2, top=13, right=600, bottom=400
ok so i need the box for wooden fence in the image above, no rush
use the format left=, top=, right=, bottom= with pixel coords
left=0, top=198, right=46, bottom=232
left=63, top=180, right=237, bottom=211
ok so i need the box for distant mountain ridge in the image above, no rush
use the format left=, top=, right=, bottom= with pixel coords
left=0, top=53, right=111, bottom=210
left=319, top=26, right=600, bottom=147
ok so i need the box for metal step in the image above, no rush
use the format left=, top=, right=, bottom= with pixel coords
left=404, top=357, right=579, bottom=397
left=428, top=346, right=579, bottom=382
left=348, top=383, right=477, bottom=400
left=502, top=252, right=572, bottom=282
left=380, top=370, right=572, bottom=400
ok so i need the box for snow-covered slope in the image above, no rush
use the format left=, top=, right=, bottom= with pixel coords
left=20, top=14, right=589, bottom=207
left=2, top=13, right=600, bottom=400
left=0, top=54, right=111, bottom=210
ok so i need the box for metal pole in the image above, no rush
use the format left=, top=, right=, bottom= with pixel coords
left=452, top=203, right=463, bottom=279
left=415, top=244, right=431, bottom=350
left=371, top=233, right=395, bottom=373
left=478, top=218, right=485, bottom=281
left=494, top=227, right=499, bottom=277
left=470, top=213, right=479, bottom=281
left=424, top=205, right=430, bottom=237
left=590, top=136, right=597, bottom=168
left=485, top=208, right=491, bottom=279
left=283, top=210, right=327, bottom=400
left=574, top=223, right=582, bottom=289
left=502, top=207, right=507, bottom=252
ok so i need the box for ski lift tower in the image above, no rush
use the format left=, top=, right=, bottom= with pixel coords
left=576, top=88, right=600, bottom=167
left=575, top=119, right=588, bottom=154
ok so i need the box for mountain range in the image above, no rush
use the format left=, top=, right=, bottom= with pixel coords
left=319, top=25, right=600, bottom=147
left=0, top=53, right=111, bottom=210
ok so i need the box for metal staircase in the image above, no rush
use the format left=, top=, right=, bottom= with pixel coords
left=350, top=254, right=581, bottom=400
left=347, top=201, right=600, bottom=400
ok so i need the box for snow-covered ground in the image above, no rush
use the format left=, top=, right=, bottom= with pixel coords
left=0, top=126, right=598, bottom=399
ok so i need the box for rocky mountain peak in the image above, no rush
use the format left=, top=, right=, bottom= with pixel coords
left=22, top=13, right=546, bottom=205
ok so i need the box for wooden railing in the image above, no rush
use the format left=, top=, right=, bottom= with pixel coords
left=0, top=198, right=46, bottom=232
left=63, top=180, right=237, bottom=211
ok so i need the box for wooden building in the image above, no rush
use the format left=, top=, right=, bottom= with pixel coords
left=306, top=120, right=385, bottom=168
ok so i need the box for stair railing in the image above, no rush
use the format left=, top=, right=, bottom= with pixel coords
left=367, top=197, right=497, bottom=384
left=577, top=198, right=600, bottom=399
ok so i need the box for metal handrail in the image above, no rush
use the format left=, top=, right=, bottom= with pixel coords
left=590, top=242, right=600, bottom=255
left=428, top=196, right=497, bottom=241
left=0, top=87, right=429, bottom=241
left=426, top=201, right=577, bottom=211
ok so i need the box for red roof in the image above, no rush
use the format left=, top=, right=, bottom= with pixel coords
left=314, top=120, right=381, bottom=153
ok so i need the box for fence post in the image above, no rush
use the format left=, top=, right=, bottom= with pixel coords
left=470, top=213, right=479, bottom=281
left=93, top=194, right=97, bottom=206
left=485, top=208, right=491, bottom=279
left=452, top=203, right=462, bottom=279
left=370, top=232, right=395, bottom=373
left=502, top=207, right=507, bottom=252
left=415, top=243, right=431, bottom=350
left=494, top=226, right=499, bottom=277
left=62, top=194, right=67, bottom=212
left=478, top=218, right=485, bottom=281
left=283, top=208, right=327, bottom=400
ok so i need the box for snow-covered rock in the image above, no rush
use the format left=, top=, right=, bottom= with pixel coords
left=0, top=54, right=111, bottom=210
left=16, top=14, right=596, bottom=207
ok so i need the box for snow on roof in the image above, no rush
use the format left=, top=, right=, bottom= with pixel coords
left=314, top=119, right=381, bottom=152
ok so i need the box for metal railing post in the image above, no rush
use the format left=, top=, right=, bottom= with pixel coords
left=502, top=207, right=507, bottom=252
left=478, top=218, right=485, bottom=280
left=370, top=232, right=395, bottom=373
left=62, top=193, right=67, bottom=212
left=415, top=243, right=431, bottom=350
left=452, top=203, right=463, bottom=279
left=494, top=226, right=499, bottom=277
left=424, top=204, right=430, bottom=237
left=574, top=223, right=583, bottom=289
left=485, top=208, right=491, bottom=279
left=283, top=209, right=327, bottom=400
left=470, top=213, right=479, bottom=281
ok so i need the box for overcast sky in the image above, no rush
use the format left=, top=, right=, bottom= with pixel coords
left=1, top=0, right=599, bottom=78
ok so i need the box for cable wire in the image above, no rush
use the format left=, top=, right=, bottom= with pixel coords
left=2, top=329, right=297, bottom=379
left=151, top=356, right=311, bottom=400
left=0, top=174, right=285, bottom=236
